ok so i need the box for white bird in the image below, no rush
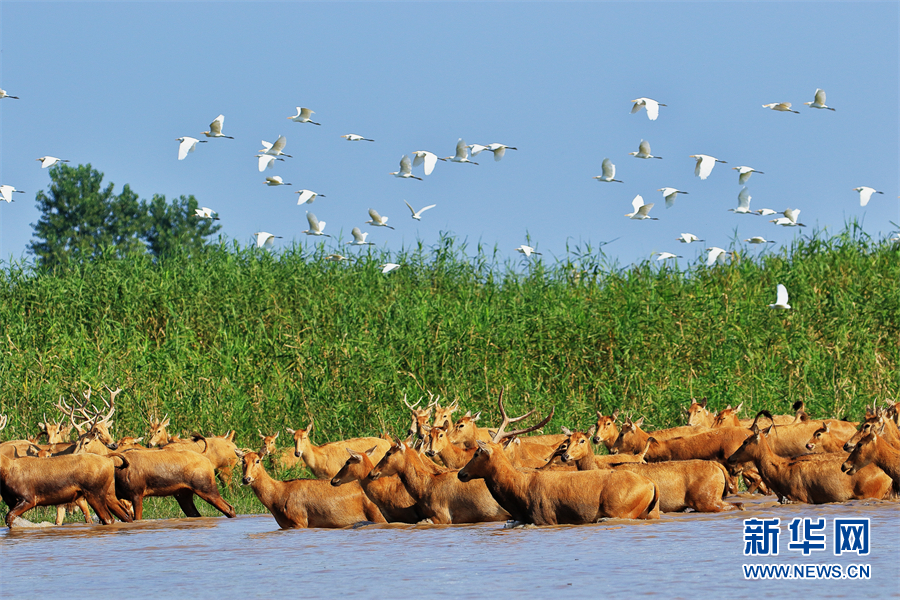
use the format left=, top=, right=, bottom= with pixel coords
left=440, top=139, right=478, bottom=164
left=690, top=154, right=726, bottom=180
left=630, top=97, right=666, bottom=121
left=0, top=89, right=20, bottom=99
left=658, top=187, right=688, bottom=209
left=391, top=155, right=422, bottom=180
left=762, top=102, right=799, bottom=114
left=676, top=233, right=704, bottom=244
left=381, top=263, right=401, bottom=274
left=754, top=208, right=777, bottom=216
left=804, top=89, right=835, bottom=111
left=768, top=284, right=791, bottom=310
left=854, top=187, right=884, bottom=207
left=770, top=208, right=806, bottom=227
left=302, top=212, right=330, bottom=237
left=194, top=206, right=220, bottom=220
left=483, top=143, right=517, bottom=161
left=342, top=133, right=374, bottom=142
left=176, top=137, right=206, bottom=161
left=260, top=136, right=292, bottom=157
left=366, top=208, right=394, bottom=230
left=706, top=247, right=730, bottom=266
left=515, top=245, right=541, bottom=258
left=783, top=208, right=804, bottom=224
left=36, top=156, right=71, bottom=169
left=729, top=188, right=753, bottom=214
left=288, top=107, right=321, bottom=125
left=593, top=158, right=623, bottom=183
left=404, top=200, right=436, bottom=221
left=326, top=254, right=350, bottom=262
left=625, top=195, right=657, bottom=220
left=744, top=236, right=774, bottom=244
left=296, top=189, right=325, bottom=205
left=630, top=139, right=662, bottom=159
left=201, top=114, right=233, bottom=139
left=467, top=143, right=489, bottom=156
left=265, top=176, right=291, bottom=186
left=0, top=185, right=25, bottom=203
left=732, top=166, right=764, bottom=185
left=411, top=151, right=438, bottom=176
left=257, top=154, right=285, bottom=172
left=254, top=232, right=282, bottom=248
left=346, top=227, right=375, bottom=246
left=654, top=252, right=681, bottom=261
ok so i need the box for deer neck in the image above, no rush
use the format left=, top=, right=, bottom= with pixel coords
left=438, top=442, right=474, bottom=469
left=394, top=450, right=435, bottom=501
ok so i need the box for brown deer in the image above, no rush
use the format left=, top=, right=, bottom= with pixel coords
left=404, top=393, right=438, bottom=440
left=749, top=413, right=858, bottom=457
left=37, top=415, right=72, bottom=445
left=610, top=416, right=708, bottom=455
left=726, top=413, right=892, bottom=504
left=431, top=396, right=458, bottom=430
left=843, top=405, right=900, bottom=452
left=330, top=447, right=426, bottom=523
left=287, top=419, right=391, bottom=479
left=238, top=450, right=385, bottom=529
left=1, top=452, right=133, bottom=527
left=258, top=430, right=305, bottom=473
left=591, top=409, right=620, bottom=452
left=805, top=423, right=854, bottom=453
left=447, top=391, right=565, bottom=450
left=550, top=428, right=648, bottom=470
left=457, top=394, right=660, bottom=525
left=158, top=430, right=240, bottom=488
left=370, top=438, right=510, bottom=524
left=114, top=449, right=235, bottom=520
left=686, top=398, right=714, bottom=428
left=841, top=426, right=899, bottom=496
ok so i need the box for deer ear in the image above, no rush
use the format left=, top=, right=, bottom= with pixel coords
left=286, top=427, right=296, bottom=435
left=161, top=418, right=170, bottom=428
left=700, top=397, right=708, bottom=408
left=346, top=448, right=362, bottom=462
left=134, top=437, right=143, bottom=443
left=472, top=411, right=481, bottom=422
left=734, top=402, right=743, bottom=413
left=365, top=446, right=378, bottom=457
left=234, top=448, right=245, bottom=458
left=588, top=425, right=596, bottom=436
left=476, top=440, right=491, bottom=454
left=634, top=416, right=644, bottom=427
left=561, top=426, right=572, bottom=436
left=611, top=409, right=619, bottom=420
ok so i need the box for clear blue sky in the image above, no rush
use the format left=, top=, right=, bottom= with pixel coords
left=1, top=2, right=897, bottom=268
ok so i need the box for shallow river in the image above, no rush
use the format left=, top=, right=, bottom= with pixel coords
left=1, top=496, right=897, bottom=599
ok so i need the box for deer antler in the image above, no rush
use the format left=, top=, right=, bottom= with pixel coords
left=100, top=385, right=120, bottom=424
left=425, top=391, right=440, bottom=409
left=402, top=393, right=422, bottom=411
left=490, top=388, right=554, bottom=444
left=0, top=414, right=8, bottom=431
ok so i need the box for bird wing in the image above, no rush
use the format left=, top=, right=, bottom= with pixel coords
left=696, top=156, right=714, bottom=180
left=631, top=194, right=644, bottom=212
left=858, top=188, right=873, bottom=206
left=738, top=188, right=751, bottom=210
left=706, top=247, right=724, bottom=266
left=272, top=136, right=287, bottom=152
left=739, top=171, right=750, bottom=185
left=664, top=192, right=675, bottom=209
left=296, top=190, right=315, bottom=205
left=455, top=139, right=467, bottom=159
left=814, top=89, right=826, bottom=106
left=307, top=212, right=320, bottom=230
left=423, top=151, right=437, bottom=175
left=412, top=152, right=424, bottom=167
left=784, top=208, right=800, bottom=223
left=638, top=140, right=651, bottom=156
left=258, top=155, right=274, bottom=171
left=300, top=107, right=313, bottom=119
left=351, top=227, right=366, bottom=242
left=645, top=99, right=660, bottom=121
left=178, top=138, right=194, bottom=160
left=494, top=147, right=506, bottom=161
left=368, top=208, right=382, bottom=222
left=637, top=203, right=655, bottom=217
left=419, top=204, right=436, bottom=215
left=404, top=200, right=416, bottom=216
left=210, top=115, right=224, bottom=135
left=775, top=284, right=789, bottom=306
left=602, top=158, right=615, bottom=179
left=630, top=99, right=644, bottom=114
left=260, top=140, right=273, bottom=151
left=400, top=155, right=412, bottom=175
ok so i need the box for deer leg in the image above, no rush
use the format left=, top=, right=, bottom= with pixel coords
left=75, top=498, right=92, bottom=523
left=131, top=495, right=145, bottom=520
left=174, top=490, right=202, bottom=517
left=7, top=498, right=38, bottom=527
left=193, top=489, right=235, bottom=518
left=55, top=505, right=66, bottom=525
left=83, top=493, right=115, bottom=525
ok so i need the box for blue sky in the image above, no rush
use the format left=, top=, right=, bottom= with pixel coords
left=1, top=2, right=897, bottom=268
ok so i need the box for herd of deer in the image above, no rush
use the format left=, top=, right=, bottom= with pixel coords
left=1, top=387, right=898, bottom=530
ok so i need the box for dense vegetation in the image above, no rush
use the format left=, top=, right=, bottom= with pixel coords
left=2, top=224, right=897, bottom=452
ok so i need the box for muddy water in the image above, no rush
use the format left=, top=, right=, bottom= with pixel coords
left=1, top=496, right=897, bottom=600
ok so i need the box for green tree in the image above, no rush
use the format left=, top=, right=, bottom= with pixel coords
left=143, top=194, right=221, bottom=258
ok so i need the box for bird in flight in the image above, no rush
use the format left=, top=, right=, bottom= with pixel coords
left=625, top=195, right=657, bottom=220
left=853, top=186, right=884, bottom=207
left=676, top=233, right=703, bottom=244
left=0, top=89, right=20, bottom=99
left=264, top=176, right=291, bottom=187
left=257, top=154, right=285, bottom=172
left=593, top=158, right=622, bottom=183
left=515, top=245, right=541, bottom=258
left=254, top=231, right=282, bottom=248
left=690, top=154, right=726, bottom=180
left=37, top=156, right=71, bottom=168
left=630, top=97, right=666, bottom=121
left=768, top=284, right=791, bottom=310
left=295, top=190, right=325, bottom=205
left=288, top=107, right=321, bottom=125
left=804, top=89, right=835, bottom=111
left=630, top=139, right=662, bottom=159
left=732, top=166, right=763, bottom=185
left=302, top=212, right=330, bottom=237
left=346, top=227, right=375, bottom=246
left=202, top=114, right=233, bottom=139
left=762, top=102, right=799, bottom=114
left=729, top=188, right=753, bottom=214
left=411, top=151, right=438, bottom=176
left=658, top=188, right=688, bottom=209
left=0, top=185, right=25, bottom=203
left=259, top=136, right=292, bottom=157
left=482, top=143, right=517, bottom=161
left=366, top=208, right=395, bottom=230
left=381, top=263, right=401, bottom=274
left=391, top=155, right=422, bottom=180
left=440, top=139, right=478, bottom=164
left=744, top=236, right=774, bottom=244
left=404, top=201, right=436, bottom=221
left=194, top=206, right=220, bottom=220
left=342, top=133, right=374, bottom=142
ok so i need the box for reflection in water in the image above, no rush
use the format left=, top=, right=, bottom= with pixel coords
left=1, top=497, right=897, bottom=600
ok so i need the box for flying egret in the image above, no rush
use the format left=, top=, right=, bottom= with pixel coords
left=342, top=133, right=374, bottom=142
left=404, top=200, right=436, bottom=221
left=346, top=227, right=375, bottom=246
left=783, top=208, right=803, bottom=224
left=854, top=187, right=884, bottom=207
left=0, top=185, right=25, bottom=203
left=326, top=254, right=349, bottom=262
left=260, top=136, right=292, bottom=157
left=257, top=154, right=285, bottom=172
left=625, top=195, right=658, bottom=220
left=676, top=233, right=703, bottom=244
left=411, top=151, right=438, bottom=176
left=515, top=245, right=541, bottom=258
left=381, top=263, right=401, bottom=274
left=366, top=208, right=394, bottom=230
left=201, top=114, right=233, bottom=139
left=254, top=232, right=282, bottom=248
left=296, top=189, right=325, bottom=205
left=770, top=208, right=805, bottom=227
left=654, top=252, right=681, bottom=261
left=302, top=212, right=330, bottom=237
left=0, top=89, right=19, bottom=99
left=391, top=155, right=422, bottom=180
left=440, top=139, right=478, bottom=164
left=288, top=107, right=321, bottom=125
left=768, top=284, right=791, bottom=310
left=690, top=154, right=726, bottom=180
left=629, top=139, right=662, bottom=159
left=483, top=143, right=517, bottom=161
left=467, top=143, right=489, bottom=156
left=729, top=188, right=753, bottom=214
left=630, top=97, right=666, bottom=121
left=593, top=158, right=622, bottom=183
left=706, top=247, right=730, bottom=266
left=36, top=156, right=70, bottom=169
left=176, top=138, right=206, bottom=161
left=732, top=166, right=764, bottom=185
left=754, top=208, right=777, bottom=216
left=194, top=206, right=220, bottom=220
left=762, top=102, right=799, bottom=114
left=804, top=89, right=835, bottom=111
left=744, top=236, right=774, bottom=244
left=265, top=176, right=291, bottom=186
left=658, top=187, right=688, bottom=209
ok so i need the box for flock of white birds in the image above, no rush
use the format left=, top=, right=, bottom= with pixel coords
left=0, top=85, right=891, bottom=310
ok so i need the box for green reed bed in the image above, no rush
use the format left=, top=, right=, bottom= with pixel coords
left=1, top=226, right=898, bottom=450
